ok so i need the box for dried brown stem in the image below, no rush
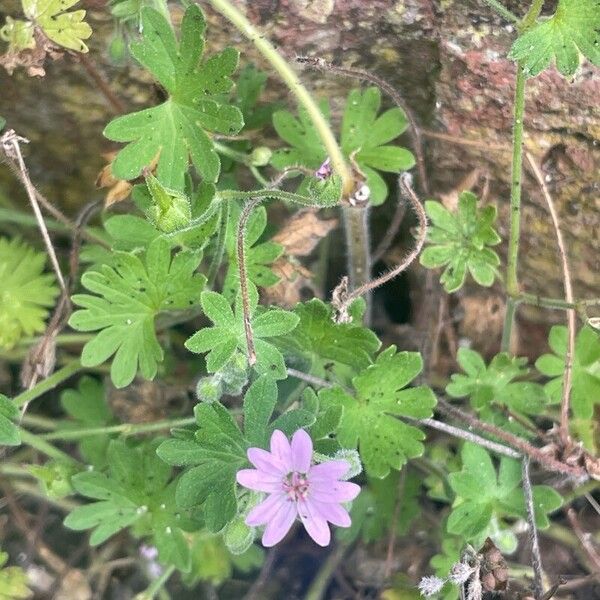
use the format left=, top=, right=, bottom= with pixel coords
left=297, top=57, right=430, bottom=195
left=436, top=398, right=587, bottom=478
left=522, top=456, right=544, bottom=599
left=566, top=508, right=600, bottom=573
left=1, top=130, right=67, bottom=294
left=526, top=152, right=575, bottom=447
left=237, top=197, right=263, bottom=366
left=76, top=53, right=126, bottom=114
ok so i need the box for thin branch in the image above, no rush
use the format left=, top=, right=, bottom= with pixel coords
left=286, top=367, right=333, bottom=389
left=1, top=130, right=67, bottom=293
left=332, top=173, right=427, bottom=319
left=237, top=197, right=263, bottom=366
left=76, top=53, right=126, bottom=114
left=384, top=468, right=406, bottom=579
left=522, top=456, right=544, bottom=599
left=297, top=56, right=430, bottom=195
left=372, top=182, right=407, bottom=263
left=436, top=398, right=587, bottom=478
left=526, top=152, right=575, bottom=447
left=480, top=0, right=520, bottom=23
left=566, top=508, right=600, bottom=573
left=412, top=416, right=521, bottom=459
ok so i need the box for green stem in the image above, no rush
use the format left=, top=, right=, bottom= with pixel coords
left=502, top=63, right=527, bottom=351
left=481, top=0, right=520, bottom=23
left=520, top=0, right=545, bottom=30
left=21, top=413, right=63, bottom=430
left=6, top=480, right=80, bottom=511
left=40, top=417, right=196, bottom=441
left=501, top=296, right=517, bottom=352
left=19, top=429, right=80, bottom=465
left=205, top=0, right=353, bottom=194
left=13, top=362, right=82, bottom=408
left=304, top=542, right=350, bottom=600
left=135, top=565, right=176, bottom=600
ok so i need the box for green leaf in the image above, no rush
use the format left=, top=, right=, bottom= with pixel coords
left=535, top=325, right=600, bottom=419
left=60, top=377, right=114, bottom=466
left=64, top=440, right=195, bottom=571
left=222, top=203, right=283, bottom=301
left=0, top=550, right=31, bottom=600
left=319, top=346, right=436, bottom=478
left=233, top=63, right=281, bottom=131
left=273, top=298, right=381, bottom=384
left=185, top=290, right=298, bottom=380
left=446, top=349, right=546, bottom=415
left=420, top=193, right=501, bottom=293
left=447, top=444, right=563, bottom=540
left=0, top=395, right=20, bottom=446
left=104, top=5, right=243, bottom=190
left=143, top=171, right=192, bottom=233
left=271, top=87, right=414, bottom=205
left=22, top=0, right=92, bottom=51
left=508, top=0, right=600, bottom=77
left=0, top=238, right=58, bottom=349
left=69, top=238, right=205, bottom=388
left=158, top=375, right=313, bottom=531
left=0, top=17, right=35, bottom=53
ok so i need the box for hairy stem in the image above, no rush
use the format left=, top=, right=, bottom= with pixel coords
left=18, top=429, right=79, bottom=465
left=502, top=63, right=527, bottom=351
left=236, top=197, right=263, bottom=366
left=526, top=153, right=575, bottom=446
left=13, top=361, right=82, bottom=408
left=481, top=0, right=520, bottom=23
left=136, top=564, right=176, bottom=600
left=204, top=0, right=352, bottom=194
left=40, top=417, right=197, bottom=441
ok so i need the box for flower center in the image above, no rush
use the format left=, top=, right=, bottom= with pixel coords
left=282, top=471, right=310, bottom=502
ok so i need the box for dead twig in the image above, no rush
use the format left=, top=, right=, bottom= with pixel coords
left=522, top=456, right=544, bottom=599
left=76, top=53, right=126, bottom=114
left=566, top=508, right=600, bottom=573
left=526, top=152, right=575, bottom=448
left=1, top=130, right=67, bottom=294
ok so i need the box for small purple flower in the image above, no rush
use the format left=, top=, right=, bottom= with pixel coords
left=236, top=429, right=360, bottom=547
left=315, top=157, right=333, bottom=180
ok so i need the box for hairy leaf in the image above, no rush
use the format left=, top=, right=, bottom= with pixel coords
left=319, top=346, right=436, bottom=477
left=420, top=192, right=501, bottom=293
left=104, top=5, right=243, bottom=190
left=69, top=238, right=205, bottom=388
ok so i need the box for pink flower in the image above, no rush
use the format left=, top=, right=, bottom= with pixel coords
left=236, top=429, right=360, bottom=547
left=315, top=157, right=332, bottom=180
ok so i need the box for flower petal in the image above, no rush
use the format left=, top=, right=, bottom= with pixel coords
left=262, top=498, right=297, bottom=547
left=309, top=500, right=351, bottom=527
left=246, top=493, right=286, bottom=526
left=297, top=498, right=331, bottom=546
left=310, top=480, right=361, bottom=503
left=237, top=469, right=283, bottom=493
left=270, top=430, right=293, bottom=470
left=247, top=447, right=288, bottom=475
left=309, top=460, right=350, bottom=481
left=291, top=429, right=313, bottom=473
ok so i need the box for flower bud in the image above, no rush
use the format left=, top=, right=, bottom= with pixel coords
left=144, top=171, right=191, bottom=233
left=249, top=146, right=272, bottom=167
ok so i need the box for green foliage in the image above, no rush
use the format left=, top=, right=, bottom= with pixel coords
left=273, top=298, right=381, bottom=383
left=508, top=0, right=600, bottom=77
left=0, top=551, right=31, bottom=600
left=64, top=440, right=196, bottom=571
left=447, top=444, right=562, bottom=540
left=0, top=237, right=58, bottom=349
left=420, top=193, right=501, bottom=293
left=233, top=63, right=281, bottom=131
left=29, top=460, right=77, bottom=498
left=69, top=238, right=205, bottom=388
left=535, top=325, right=600, bottom=419
left=446, top=349, right=546, bottom=415
left=157, top=375, right=314, bottom=532
left=61, top=377, right=114, bottom=466
left=104, top=5, right=243, bottom=190
left=143, top=172, right=192, bottom=234
left=1, top=0, right=92, bottom=53
left=271, top=87, right=415, bottom=204
left=319, top=346, right=436, bottom=478
left=223, top=203, right=283, bottom=300
left=185, top=289, right=298, bottom=380
left=0, top=395, right=20, bottom=447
